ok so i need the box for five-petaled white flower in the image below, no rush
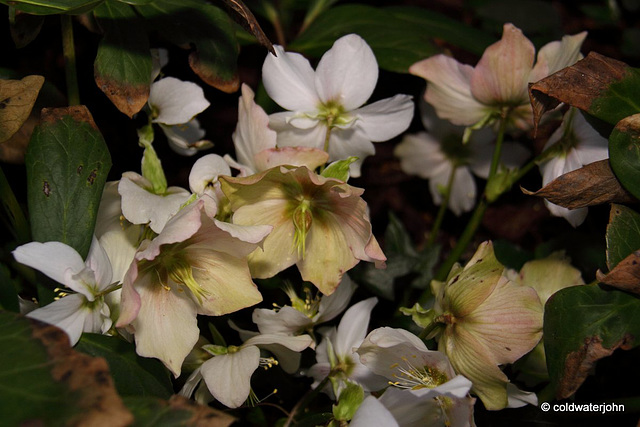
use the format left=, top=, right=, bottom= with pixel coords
left=262, top=34, right=414, bottom=177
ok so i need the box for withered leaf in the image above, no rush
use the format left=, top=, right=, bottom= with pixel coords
left=597, top=250, right=640, bottom=295
left=528, top=52, right=630, bottom=133
left=0, top=75, right=44, bottom=143
left=522, top=159, right=637, bottom=209
left=221, top=0, right=274, bottom=55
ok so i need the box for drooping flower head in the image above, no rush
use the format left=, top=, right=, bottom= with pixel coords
left=220, top=165, right=385, bottom=295
left=262, top=34, right=414, bottom=177
left=410, top=24, right=586, bottom=130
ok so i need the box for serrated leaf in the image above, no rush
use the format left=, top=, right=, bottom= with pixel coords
left=609, top=113, right=640, bottom=200
left=0, top=75, right=44, bottom=143
left=289, top=4, right=439, bottom=73
left=75, top=333, right=173, bottom=398
left=25, top=106, right=112, bottom=259
left=1, top=0, right=105, bottom=15
left=123, top=395, right=236, bottom=426
left=543, top=284, right=640, bottom=399
left=0, top=311, right=133, bottom=425
left=606, top=203, right=640, bottom=270
left=136, top=0, right=240, bottom=93
left=94, top=0, right=152, bottom=118
left=529, top=52, right=640, bottom=131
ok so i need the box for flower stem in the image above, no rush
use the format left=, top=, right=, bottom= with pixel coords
left=0, top=165, right=30, bottom=244
left=61, top=15, right=80, bottom=106
left=427, top=165, right=457, bottom=248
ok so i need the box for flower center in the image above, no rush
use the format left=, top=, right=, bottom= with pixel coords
left=285, top=284, right=320, bottom=319
left=292, top=199, right=313, bottom=259
left=315, top=100, right=353, bottom=128
left=388, top=356, right=449, bottom=390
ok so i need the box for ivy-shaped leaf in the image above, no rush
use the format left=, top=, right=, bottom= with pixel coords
left=605, top=203, right=640, bottom=270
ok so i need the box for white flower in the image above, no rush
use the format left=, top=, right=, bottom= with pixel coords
left=188, top=153, right=231, bottom=206
left=306, top=297, right=387, bottom=399
left=262, top=34, right=414, bottom=177
left=538, top=108, right=609, bottom=227
left=159, top=119, right=213, bottom=156
left=13, top=237, right=114, bottom=345
left=394, top=103, right=529, bottom=215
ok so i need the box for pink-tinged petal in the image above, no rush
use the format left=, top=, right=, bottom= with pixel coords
left=200, top=346, right=260, bottom=408
left=254, top=147, right=329, bottom=172
left=253, top=306, right=312, bottom=335
left=410, top=55, right=488, bottom=126
left=350, top=396, right=399, bottom=427
left=316, top=274, right=357, bottom=323
left=117, top=261, right=142, bottom=327
left=189, top=154, right=231, bottom=195
left=334, top=297, right=377, bottom=357
left=26, top=294, right=87, bottom=346
left=208, top=220, right=272, bottom=256
left=530, top=31, right=587, bottom=82
left=118, top=172, right=191, bottom=233
left=129, top=273, right=199, bottom=377
left=470, top=23, right=535, bottom=105
left=315, top=34, right=378, bottom=110
left=233, top=84, right=278, bottom=170
left=149, top=77, right=210, bottom=125
left=262, top=46, right=319, bottom=112
left=352, top=94, right=414, bottom=142
left=190, top=251, right=263, bottom=316
left=13, top=241, right=84, bottom=287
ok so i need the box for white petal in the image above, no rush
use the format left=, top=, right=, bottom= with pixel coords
left=262, top=46, right=319, bottom=112
left=253, top=306, right=311, bottom=335
left=469, top=140, right=530, bottom=179
left=99, top=228, right=139, bottom=285
left=506, top=382, right=539, bottom=408
left=334, top=297, right=377, bottom=357
left=13, top=241, right=85, bottom=287
left=86, top=236, right=113, bottom=291
left=189, top=154, right=231, bottom=195
left=316, top=274, right=357, bottom=323
left=315, top=34, right=378, bottom=110
left=545, top=200, right=588, bottom=227
left=159, top=120, right=212, bottom=156
left=350, top=396, right=399, bottom=427
left=353, top=95, right=414, bottom=142
left=394, top=132, right=449, bottom=179
left=179, top=367, right=203, bottom=399
left=244, top=333, right=313, bottom=351
left=326, top=128, right=376, bottom=178
left=201, top=346, right=260, bottom=408
left=271, top=118, right=326, bottom=150
left=433, top=166, right=476, bottom=216
left=26, top=294, right=87, bottom=346
left=530, top=32, right=587, bottom=82
left=149, top=77, right=210, bottom=125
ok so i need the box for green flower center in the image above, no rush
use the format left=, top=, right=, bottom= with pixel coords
left=314, top=100, right=353, bottom=128
left=292, top=199, right=313, bottom=259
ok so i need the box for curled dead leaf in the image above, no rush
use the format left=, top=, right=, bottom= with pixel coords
left=95, top=74, right=149, bottom=118
left=521, top=160, right=637, bottom=209
left=597, top=250, right=640, bottom=295
left=220, top=0, right=274, bottom=55
left=0, top=75, right=44, bottom=143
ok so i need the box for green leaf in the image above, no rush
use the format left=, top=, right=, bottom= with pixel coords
left=606, top=203, right=640, bottom=270
left=0, top=311, right=133, bottom=425
left=544, top=284, right=640, bottom=399
left=94, top=0, right=152, bottom=118
left=321, top=157, right=356, bottom=181
left=135, top=0, right=240, bottom=93
left=0, top=264, right=19, bottom=312
left=0, top=0, right=105, bottom=15
left=25, top=106, right=112, bottom=259
left=289, top=4, right=440, bottom=73
left=75, top=334, right=173, bottom=398
left=332, top=382, right=364, bottom=421
left=609, top=114, right=640, bottom=200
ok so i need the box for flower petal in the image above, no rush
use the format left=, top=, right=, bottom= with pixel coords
left=253, top=147, right=329, bottom=172
left=316, top=274, right=357, bottom=323
left=262, top=46, right=319, bottom=111
left=200, top=346, right=260, bottom=408
left=149, top=77, right=210, bottom=125
left=13, top=241, right=85, bottom=288
left=530, top=31, right=587, bottom=82
left=352, top=94, right=414, bottom=142
left=26, top=294, right=87, bottom=346
left=334, top=297, right=377, bottom=357
left=253, top=306, right=312, bottom=335
left=189, top=154, right=231, bottom=195
left=159, top=120, right=212, bottom=157
left=350, top=396, right=399, bottom=427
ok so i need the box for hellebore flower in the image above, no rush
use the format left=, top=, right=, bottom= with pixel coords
left=181, top=332, right=313, bottom=408
left=13, top=237, right=115, bottom=345
left=262, top=34, right=414, bottom=177
left=220, top=165, right=385, bottom=295
left=427, top=241, right=543, bottom=410
left=538, top=108, right=609, bottom=227
left=306, top=297, right=387, bottom=399
left=224, top=84, right=328, bottom=177
left=395, top=103, right=529, bottom=215
left=252, top=274, right=357, bottom=336
left=117, top=197, right=272, bottom=376
left=410, top=23, right=586, bottom=130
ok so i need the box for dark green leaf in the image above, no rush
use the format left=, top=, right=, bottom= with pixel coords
left=26, top=106, right=112, bottom=259
left=135, top=0, right=240, bottom=93
left=494, top=239, right=533, bottom=271
left=0, top=0, right=105, bottom=15
left=609, top=114, right=640, bottom=200
left=94, top=0, right=152, bottom=118
left=0, top=264, right=19, bottom=312
left=75, top=333, right=173, bottom=398
left=123, top=395, right=236, bottom=426
left=544, top=284, right=640, bottom=399
left=606, top=203, right=640, bottom=270
left=289, top=4, right=440, bottom=73
left=10, top=10, right=45, bottom=48
left=0, top=311, right=133, bottom=425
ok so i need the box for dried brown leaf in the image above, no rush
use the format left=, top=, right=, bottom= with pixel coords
left=95, top=74, right=149, bottom=118
left=168, top=395, right=236, bottom=426
left=40, top=105, right=99, bottom=130
left=521, top=159, right=636, bottom=208
left=0, top=75, right=44, bottom=143
left=597, top=250, right=640, bottom=295
left=221, top=0, right=274, bottom=55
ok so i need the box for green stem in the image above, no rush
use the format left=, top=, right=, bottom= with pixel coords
left=0, top=165, right=30, bottom=244
left=427, top=165, right=457, bottom=248
left=487, top=112, right=508, bottom=182
left=61, top=15, right=80, bottom=106
left=284, top=375, right=331, bottom=427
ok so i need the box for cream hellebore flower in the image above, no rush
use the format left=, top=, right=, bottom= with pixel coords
left=538, top=108, right=609, bottom=227
left=148, top=76, right=213, bottom=155
left=427, top=241, right=543, bottom=410
left=13, top=237, right=115, bottom=345
left=117, top=196, right=272, bottom=376
left=224, top=84, right=329, bottom=177
left=410, top=23, right=586, bottom=130
left=180, top=332, right=313, bottom=408
left=395, top=103, right=529, bottom=215
left=356, top=327, right=476, bottom=427
left=220, top=165, right=386, bottom=295
left=262, top=34, right=414, bottom=177
left=306, top=297, right=387, bottom=399
left=252, top=274, right=357, bottom=336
